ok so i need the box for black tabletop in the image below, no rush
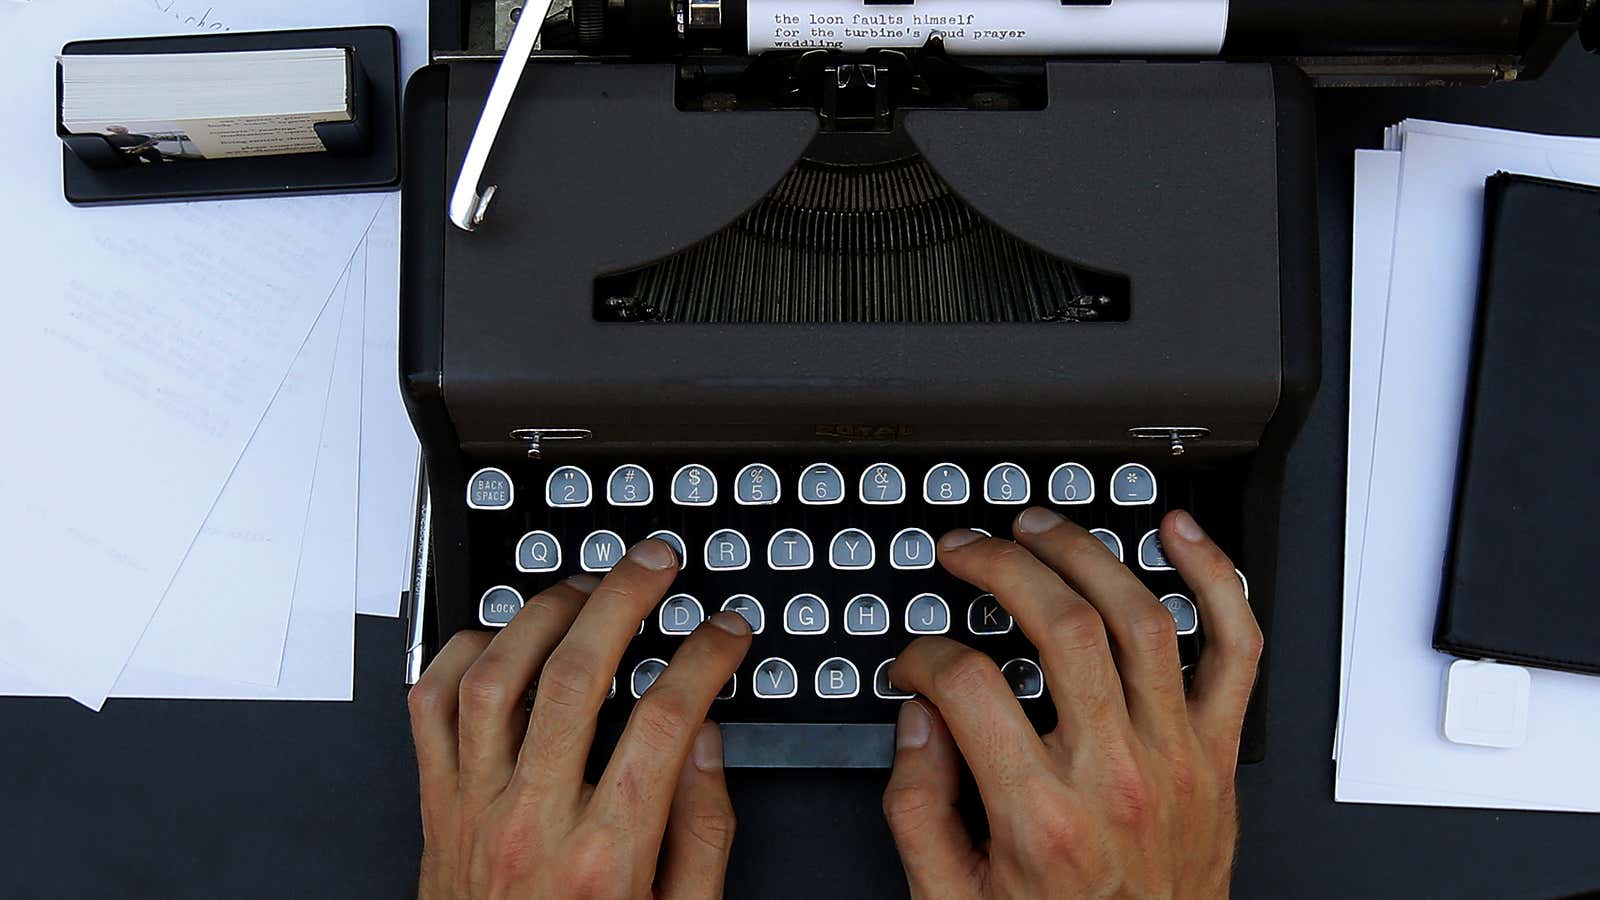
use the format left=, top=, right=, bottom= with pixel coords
left=8, top=42, right=1600, bottom=900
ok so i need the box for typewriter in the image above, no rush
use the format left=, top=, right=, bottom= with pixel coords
left=400, top=0, right=1598, bottom=768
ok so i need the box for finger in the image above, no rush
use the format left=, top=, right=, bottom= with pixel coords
left=936, top=530, right=1129, bottom=741
left=657, top=723, right=737, bottom=900
left=456, top=577, right=593, bottom=804
left=1011, top=507, right=1188, bottom=742
left=1161, top=511, right=1264, bottom=751
left=882, top=700, right=985, bottom=900
left=517, top=539, right=680, bottom=804
left=407, top=630, right=492, bottom=834
left=889, top=637, right=1051, bottom=830
left=591, top=613, right=752, bottom=843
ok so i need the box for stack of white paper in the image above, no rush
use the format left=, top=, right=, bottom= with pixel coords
left=0, top=0, right=424, bottom=708
left=1337, top=120, right=1600, bottom=812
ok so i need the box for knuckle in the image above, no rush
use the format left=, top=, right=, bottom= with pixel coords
left=1045, top=603, right=1108, bottom=653
left=564, top=829, right=627, bottom=899
left=537, top=652, right=601, bottom=712
left=457, top=664, right=512, bottom=715
left=683, top=801, right=737, bottom=854
left=881, top=783, right=940, bottom=834
left=631, top=693, right=694, bottom=751
left=1027, top=797, right=1086, bottom=859
left=1104, top=761, right=1157, bottom=831
left=1127, top=604, right=1178, bottom=652
left=931, top=648, right=1003, bottom=703
left=407, top=679, right=451, bottom=724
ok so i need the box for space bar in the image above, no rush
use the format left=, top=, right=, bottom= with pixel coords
left=719, top=723, right=896, bottom=769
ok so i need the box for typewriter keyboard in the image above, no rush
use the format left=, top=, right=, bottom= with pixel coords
left=458, top=456, right=1248, bottom=766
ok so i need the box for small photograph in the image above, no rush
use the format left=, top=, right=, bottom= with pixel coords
left=97, top=124, right=203, bottom=162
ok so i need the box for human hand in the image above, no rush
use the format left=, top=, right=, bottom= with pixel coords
left=408, top=539, right=753, bottom=899
left=883, top=508, right=1262, bottom=900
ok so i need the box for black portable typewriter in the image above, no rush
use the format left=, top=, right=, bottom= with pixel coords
left=399, top=0, right=1598, bottom=768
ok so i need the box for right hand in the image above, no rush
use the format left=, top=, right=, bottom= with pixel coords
left=882, top=508, right=1263, bottom=900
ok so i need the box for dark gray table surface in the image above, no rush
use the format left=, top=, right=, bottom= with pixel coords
left=6, top=42, right=1599, bottom=900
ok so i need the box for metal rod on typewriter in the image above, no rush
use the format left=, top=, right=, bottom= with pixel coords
left=448, top=0, right=554, bottom=232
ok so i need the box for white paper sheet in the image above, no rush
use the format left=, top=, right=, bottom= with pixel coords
left=110, top=264, right=364, bottom=701
left=0, top=0, right=382, bottom=708
left=356, top=197, right=419, bottom=617
left=122, top=269, right=345, bottom=686
left=132, top=0, right=430, bottom=77
left=1335, top=121, right=1600, bottom=811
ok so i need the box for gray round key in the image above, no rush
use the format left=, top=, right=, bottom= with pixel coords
left=844, top=593, right=891, bottom=636
left=515, top=531, right=562, bottom=573
left=607, top=464, right=653, bottom=506
left=860, top=463, right=906, bottom=505
left=798, top=463, right=846, bottom=505
left=784, top=594, right=829, bottom=634
left=905, top=593, right=951, bottom=635
left=734, top=463, right=781, bottom=506
left=672, top=464, right=717, bottom=506
left=890, top=528, right=936, bottom=571
left=647, top=530, right=688, bottom=570
left=658, top=594, right=705, bottom=635
left=815, top=658, right=861, bottom=699
left=830, top=528, right=875, bottom=570
left=768, top=529, right=814, bottom=570
left=753, top=657, right=799, bottom=698
left=478, top=586, right=523, bottom=627
left=924, top=463, right=970, bottom=505
left=466, top=467, right=514, bottom=510
left=721, top=595, right=765, bottom=634
left=1161, top=594, right=1199, bottom=635
left=704, top=529, right=750, bottom=571
left=984, top=463, right=1031, bottom=505
left=580, top=530, right=626, bottom=572
left=1139, top=529, right=1174, bottom=572
left=630, top=658, right=668, bottom=698
left=874, top=659, right=913, bottom=700
left=1111, top=463, right=1158, bottom=506
left=546, top=466, right=592, bottom=508
left=1090, top=528, right=1124, bottom=562
left=1002, top=659, right=1045, bottom=699
left=1049, top=463, right=1096, bottom=505
left=967, top=594, right=1014, bottom=636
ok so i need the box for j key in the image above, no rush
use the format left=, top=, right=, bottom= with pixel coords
left=784, top=594, right=829, bottom=635
left=580, top=530, right=626, bottom=572
left=905, top=593, right=951, bottom=635
left=860, top=463, right=907, bottom=505
left=1161, top=594, right=1199, bottom=636
left=815, top=658, right=861, bottom=699
left=967, top=594, right=1014, bottom=636
left=1139, top=530, right=1174, bottom=572
left=844, top=594, right=891, bottom=636
left=924, top=463, right=970, bottom=505
left=478, top=586, right=523, bottom=627
left=721, top=595, right=766, bottom=634
left=631, top=659, right=668, bottom=698
left=467, top=467, right=514, bottom=510
left=659, top=594, right=705, bottom=635
left=1002, top=659, right=1045, bottom=699
left=1111, top=463, right=1158, bottom=506
left=829, top=529, right=875, bottom=570
left=672, top=464, right=717, bottom=506
left=607, top=464, right=653, bottom=506
left=799, top=463, right=846, bottom=505
left=515, top=531, right=561, bottom=573
left=890, top=528, right=936, bottom=571
left=704, top=529, right=751, bottom=571
left=754, top=658, right=799, bottom=699
left=768, top=529, right=814, bottom=570
left=1048, top=462, right=1095, bottom=505
left=874, top=659, right=913, bottom=700
left=984, top=462, right=1031, bottom=505
left=546, top=466, right=592, bottom=508
left=734, top=463, right=781, bottom=506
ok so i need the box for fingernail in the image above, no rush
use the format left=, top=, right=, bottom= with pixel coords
left=1016, top=506, right=1065, bottom=535
left=564, top=574, right=602, bottom=593
left=897, top=700, right=932, bottom=750
left=692, top=722, right=723, bottom=772
left=939, top=529, right=983, bottom=550
left=1172, top=510, right=1207, bottom=543
left=706, top=610, right=751, bottom=636
left=627, top=539, right=678, bottom=571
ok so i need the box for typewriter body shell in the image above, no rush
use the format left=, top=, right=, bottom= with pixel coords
left=401, top=45, right=1320, bottom=765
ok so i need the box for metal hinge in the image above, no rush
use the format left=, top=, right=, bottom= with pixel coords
left=1129, top=427, right=1211, bottom=457
left=510, top=427, right=594, bottom=459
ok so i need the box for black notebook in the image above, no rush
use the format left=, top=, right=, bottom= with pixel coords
left=1434, top=174, right=1600, bottom=675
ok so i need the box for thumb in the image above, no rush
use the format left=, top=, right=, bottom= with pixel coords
left=657, top=722, right=737, bottom=900
left=882, top=700, right=985, bottom=899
